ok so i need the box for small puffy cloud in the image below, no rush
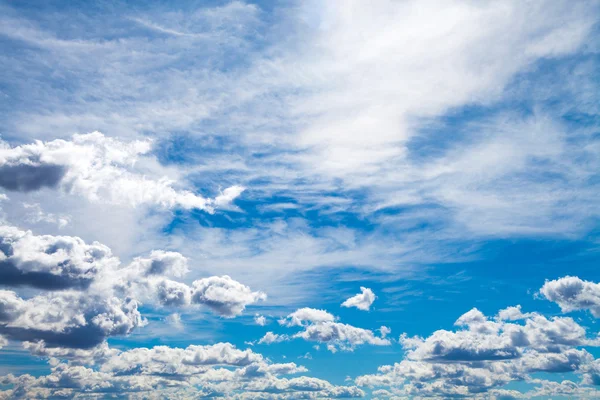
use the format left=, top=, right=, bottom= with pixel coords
left=258, top=332, right=289, bottom=345
left=341, top=287, right=376, bottom=311
left=278, top=307, right=335, bottom=327
left=254, top=314, right=268, bottom=326
left=191, top=275, right=267, bottom=318
left=379, top=326, right=391, bottom=339
left=540, top=276, right=600, bottom=317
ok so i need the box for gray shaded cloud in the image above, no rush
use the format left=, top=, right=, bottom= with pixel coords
left=0, top=163, right=66, bottom=192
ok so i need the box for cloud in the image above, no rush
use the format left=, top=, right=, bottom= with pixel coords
left=101, top=342, right=262, bottom=376
left=278, top=307, right=336, bottom=327
left=0, top=224, right=118, bottom=290
left=190, top=275, right=267, bottom=318
left=342, top=287, right=376, bottom=311
left=258, top=332, right=289, bottom=345
left=0, top=221, right=266, bottom=353
left=356, top=300, right=600, bottom=398
left=0, top=290, right=144, bottom=349
left=0, top=163, right=66, bottom=192
left=254, top=314, right=267, bottom=326
left=0, top=341, right=363, bottom=399
left=379, top=326, right=391, bottom=339
left=0, top=132, right=244, bottom=212
left=294, top=321, right=391, bottom=351
left=272, top=307, right=390, bottom=352
left=540, top=276, right=600, bottom=317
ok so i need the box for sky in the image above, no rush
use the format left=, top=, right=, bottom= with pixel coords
left=0, top=0, right=600, bottom=399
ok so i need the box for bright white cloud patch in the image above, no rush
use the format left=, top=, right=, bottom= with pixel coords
left=0, top=132, right=244, bottom=212
left=355, top=282, right=600, bottom=398
left=342, top=287, right=376, bottom=311
left=191, top=275, right=267, bottom=318
left=269, top=307, right=389, bottom=352
left=278, top=308, right=336, bottom=327
left=540, top=276, right=600, bottom=317
left=0, top=222, right=265, bottom=352
left=254, top=314, right=267, bottom=326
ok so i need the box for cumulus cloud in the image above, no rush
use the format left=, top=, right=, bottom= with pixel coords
left=540, top=276, right=600, bottom=317
left=0, top=221, right=266, bottom=355
left=270, top=307, right=389, bottom=352
left=342, top=287, right=376, bottom=311
left=278, top=307, right=336, bottom=327
left=254, top=314, right=267, bottom=326
left=0, top=224, right=118, bottom=290
left=0, top=290, right=144, bottom=349
left=356, top=303, right=600, bottom=398
left=294, top=321, right=390, bottom=351
left=0, top=341, right=362, bottom=399
left=0, top=133, right=244, bottom=212
left=190, top=275, right=267, bottom=318
left=258, top=332, right=289, bottom=345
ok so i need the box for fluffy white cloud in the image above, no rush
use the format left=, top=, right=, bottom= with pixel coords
left=0, top=224, right=118, bottom=290
left=356, top=302, right=600, bottom=398
left=342, top=287, right=376, bottom=311
left=0, top=290, right=144, bottom=349
left=190, top=275, right=267, bottom=318
left=254, top=314, right=267, bottom=326
left=278, top=307, right=336, bottom=327
left=0, top=221, right=266, bottom=355
left=540, top=276, right=600, bottom=317
left=294, top=321, right=390, bottom=351
left=101, top=343, right=262, bottom=376
left=271, top=307, right=389, bottom=352
left=0, top=341, right=363, bottom=399
left=0, top=132, right=244, bottom=212
left=258, top=332, right=289, bottom=345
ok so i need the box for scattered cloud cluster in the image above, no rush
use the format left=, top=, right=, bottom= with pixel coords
left=0, top=342, right=364, bottom=399
left=356, top=281, right=600, bottom=398
left=259, top=307, right=390, bottom=352
left=0, top=223, right=266, bottom=353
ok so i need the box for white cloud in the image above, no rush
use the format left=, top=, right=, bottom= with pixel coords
left=274, top=307, right=390, bottom=352
left=0, top=132, right=244, bottom=212
left=379, top=326, right=391, bottom=339
left=0, top=224, right=119, bottom=290
left=258, top=332, right=289, bottom=345
left=356, top=300, right=600, bottom=398
left=342, top=287, right=376, bottom=311
left=540, top=276, right=600, bottom=317
left=191, top=275, right=267, bottom=318
left=278, top=307, right=336, bottom=327
left=0, top=340, right=363, bottom=399
left=254, top=314, right=268, bottom=326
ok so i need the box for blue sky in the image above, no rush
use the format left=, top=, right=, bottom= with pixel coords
left=0, top=0, right=600, bottom=399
